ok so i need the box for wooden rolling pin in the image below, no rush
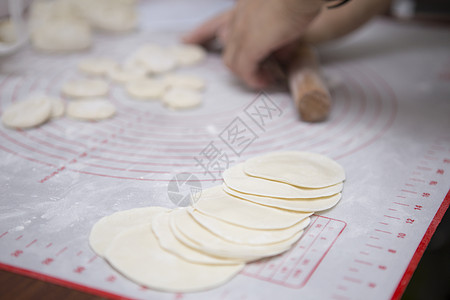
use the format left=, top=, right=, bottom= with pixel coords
left=288, top=44, right=331, bottom=122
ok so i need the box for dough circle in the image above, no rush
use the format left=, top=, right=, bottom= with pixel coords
left=163, top=88, right=202, bottom=110
left=170, top=44, right=206, bottom=66
left=170, top=209, right=302, bottom=261
left=31, top=19, right=92, bottom=52
left=244, top=151, right=346, bottom=188
left=107, top=65, right=147, bottom=83
left=89, top=207, right=169, bottom=257
left=125, top=78, right=167, bottom=100
left=78, top=58, right=118, bottom=76
left=62, top=79, right=109, bottom=98
left=193, top=186, right=311, bottom=230
left=50, top=97, right=65, bottom=118
left=104, top=223, right=243, bottom=293
left=164, top=74, right=205, bottom=91
left=152, top=212, right=243, bottom=265
left=66, top=99, right=116, bottom=121
left=224, top=164, right=343, bottom=199
left=2, top=97, right=52, bottom=129
left=140, top=52, right=177, bottom=74
left=223, top=185, right=342, bottom=212
left=189, top=208, right=311, bottom=245
left=86, top=4, right=137, bottom=32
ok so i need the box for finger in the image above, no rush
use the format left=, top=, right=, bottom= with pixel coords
left=182, top=11, right=231, bottom=45
left=226, top=48, right=272, bottom=89
left=229, top=38, right=274, bottom=89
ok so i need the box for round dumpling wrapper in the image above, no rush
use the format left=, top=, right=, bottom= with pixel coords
left=89, top=206, right=169, bottom=257
left=193, top=186, right=311, bottom=230
left=66, top=98, right=116, bottom=121
left=244, top=151, right=345, bottom=188
left=2, top=97, right=52, bottom=129
left=152, top=212, right=243, bottom=265
left=104, top=223, right=243, bottom=292
left=224, top=163, right=343, bottom=199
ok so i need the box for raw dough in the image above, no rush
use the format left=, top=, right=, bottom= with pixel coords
left=223, top=185, right=342, bottom=212
left=244, top=151, right=345, bottom=188
left=164, top=74, right=205, bottom=91
left=139, top=52, right=177, bottom=74
left=31, top=19, right=92, bottom=52
left=61, top=79, right=108, bottom=98
left=50, top=97, right=65, bottom=118
left=223, top=163, right=343, bottom=199
left=125, top=78, right=167, bottom=100
left=66, top=98, right=116, bottom=121
left=2, top=97, right=52, bottom=129
left=170, top=209, right=303, bottom=261
left=193, top=186, right=311, bottom=230
left=152, top=212, right=243, bottom=265
left=75, top=0, right=137, bottom=32
left=78, top=58, right=118, bottom=76
left=107, top=65, right=147, bottom=83
left=163, top=88, right=202, bottom=110
left=0, top=19, right=17, bottom=44
left=104, top=223, right=243, bottom=292
left=89, top=207, right=169, bottom=257
left=169, top=44, right=206, bottom=66
left=189, top=208, right=311, bottom=245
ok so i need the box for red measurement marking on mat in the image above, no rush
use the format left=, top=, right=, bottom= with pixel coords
left=74, top=266, right=85, bottom=274
left=242, top=216, right=346, bottom=289
left=88, top=255, right=97, bottom=264
left=76, top=251, right=83, bottom=256
left=56, top=247, right=67, bottom=256
left=366, top=243, right=383, bottom=249
left=26, top=239, right=37, bottom=248
left=354, top=259, right=373, bottom=266
left=343, top=276, right=362, bottom=284
left=45, top=243, right=52, bottom=248
left=393, top=202, right=409, bottom=207
left=375, top=229, right=392, bottom=234
left=15, top=235, right=23, bottom=241
left=39, top=166, right=66, bottom=183
left=409, top=178, right=425, bottom=183
left=11, top=250, right=23, bottom=257
left=401, top=189, right=417, bottom=194
left=384, top=215, right=400, bottom=220
left=0, top=232, right=7, bottom=239
left=41, top=258, right=54, bottom=265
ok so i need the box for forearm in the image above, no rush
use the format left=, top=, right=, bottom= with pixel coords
left=304, top=0, right=392, bottom=45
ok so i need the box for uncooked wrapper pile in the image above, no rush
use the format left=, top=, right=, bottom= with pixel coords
left=1, top=43, right=206, bottom=130
left=89, top=151, right=346, bottom=292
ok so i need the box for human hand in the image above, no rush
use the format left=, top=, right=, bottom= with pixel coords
left=184, top=0, right=322, bottom=89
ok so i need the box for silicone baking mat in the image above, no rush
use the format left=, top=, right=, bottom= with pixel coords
left=0, top=1, right=449, bottom=299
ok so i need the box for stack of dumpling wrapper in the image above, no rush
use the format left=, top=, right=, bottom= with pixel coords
left=89, top=151, right=346, bottom=292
